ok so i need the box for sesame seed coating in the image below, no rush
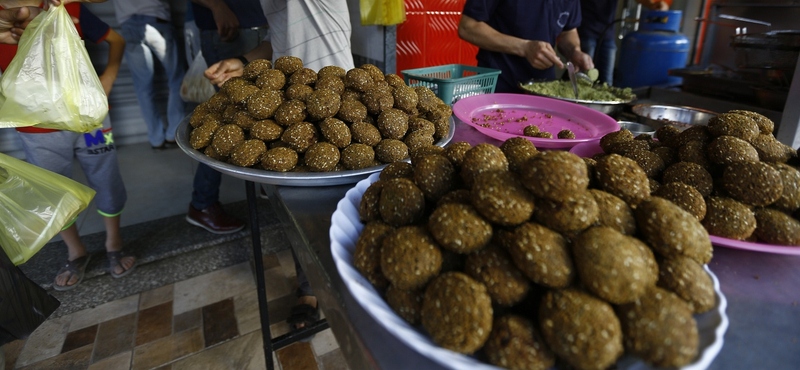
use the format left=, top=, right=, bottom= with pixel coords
left=379, top=178, right=426, bottom=226
left=753, top=208, right=800, bottom=246
left=506, top=222, right=574, bottom=288
left=353, top=220, right=394, bottom=290
left=229, top=139, right=267, bottom=167
left=341, top=143, right=375, bottom=170
left=464, top=244, right=530, bottom=306
left=428, top=203, right=492, bottom=254
left=484, top=315, right=555, bottom=370
left=635, top=197, right=713, bottom=264
left=522, top=150, right=588, bottom=202
left=657, top=255, right=715, bottom=313
left=380, top=225, right=442, bottom=290
left=722, top=162, right=783, bottom=206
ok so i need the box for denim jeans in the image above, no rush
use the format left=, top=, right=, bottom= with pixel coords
left=120, top=15, right=186, bottom=147
left=191, top=28, right=269, bottom=211
left=580, top=37, right=617, bottom=86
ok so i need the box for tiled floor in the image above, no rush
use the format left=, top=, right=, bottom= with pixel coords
left=3, top=250, right=349, bottom=370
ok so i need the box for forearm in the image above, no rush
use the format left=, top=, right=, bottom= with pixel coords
left=458, top=14, right=528, bottom=58
left=190, top=0, right=227, bottom=12
left=101, top=29, right=124, bottom=82
left=556, top=28, right=581, bottom=60
left=243, top=41, right=273, bottom=62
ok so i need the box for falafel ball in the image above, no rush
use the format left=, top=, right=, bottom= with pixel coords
left=281, top=121, right=318, bottom=153
left=674, top=126, right=712, bottom=148
left=501, top=137, right=539, bottom=173
left=274, top=100, right=307, bottom=126
left=353, top=220, right=394, bottom=290
left=623, top=149, right=666, bottom=178
left=600, top=129, right=634, bottom=153
left=190, top=120, right=220, bottom=149
left=533, top=191, right=599, bottom=234
left=413, top=154, right=456, bottom=201
left=349, top=121, right=382, bottom=147
left=404, top=131, right=435, bottom=152
left=319, top=117, right=351, bottom=148
left=557, top=129, right=576, bottom=139
left=358, top=180, right=384, bottom=222
left=729, top=109, right=774, bottom=134
left=339, top=143, right=375, bottom=170
left=707, top=112, right=759, bottom=141
left=539, top=288, right=624, bottom=370
left=421, top=272, right=493, bottom=354
left=306, top=88, right=341, bottom=120
left=288, top=67, right=317, bottom=85
left=636, top=197, right=713, bottom=264
left=607, top=139, right=651, bottom=156
left=460, top=144, right=509, bottom=188
left=427, top=104, right=452, bottom=139
left=522, top=150, right=589, bottom=202
left=465, top=244, right=531, bottom=306
left=507, top=222, right=574, bottom=288
left=377, top=108, right=409, bottom=140
left=317, top=65, right=347, bottom=79
left=408, top=117, right=436, bottom=136
left=754, top=208, right=800, bottom=245
left=471, top=170, right=536, bottom=226
left=443, top=141, right=472, bottom=168
left=229, top=139, right=267, bottom=167
left=336, top=99, right=368, bottom=123
left=617, top=287, right=699, bottom=368
left=654, top=182, right=707, bottom=221
left=677, top=140, right=711, bottom=168
left=484, top=314, right=555, bottom=370
left=255, top=69, right=286, bottom=90
left=315, top=75, right=345, bottom=94
left=707, top=135, right=759, bottom=165
left=572, top=227, right=657, bottom=304
left=392, top=85, right=419, bottom=114
left=428, top=203, right=493, bottom=254
left=360, top=64, right=385, bottom=82
left=380, top=161, right=413, bottom=180
left=702, top=196, right=756, bottom=240
left=250, top=119, right=283, bottom=142
left=385, top=286, right=424, bottom=325
left=260, top=146, right=298, bottom=172
left=304, top=142, right=340, bottom=172
left=211, top=124, right=245, bottom=157
left=381, top=226, right=442, bottom=290
left=362, top=86, right=394, bottom=115
left=771, top=163, right=800, bottom=212
left=247, top=89, right=284, bottom=120
left=379, top=178, right=426, bottom=226
left=655, top=123, right=681, bottom=146
left=522, top=125, right=540, bottom=137
left=415, top=86, right=441, bottom=112
left=750, top=133, right=796, bottom=163
left=344, top=68, right=374, bottom=92
left=662, top=161, right=715, bottom=197
left=284, top=84, right=314, bottom=102
left=595, top=154, right=651, bottom=206
left=241, top=58, right=272, bottom=81
left=657, top=255, right=715, bottom=313
left=384, top=73, right=406, bottom=88
left=274, top=55, right=303, bottom=75
left=722, top=162, right=784, bottom=207
left=374, top=139, right=409, bottom=163
left=589, top=189, right=637, bottom=235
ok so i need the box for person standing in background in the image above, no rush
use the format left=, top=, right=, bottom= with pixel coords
left=578, top=0, right=669, bottom=86
left=457, top=0, right=594, bottom=93
left=183, top=0, right=268, bottom=235
left=0, top=2, right=136, bottom=290
left=113, top=0, right=186, bottom=150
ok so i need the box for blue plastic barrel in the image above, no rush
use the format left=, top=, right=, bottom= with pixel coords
left=617, top=10, right=690, bottom=88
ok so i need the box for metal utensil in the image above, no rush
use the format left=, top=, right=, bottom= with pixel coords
left=566, top=62, right=579, bottom=99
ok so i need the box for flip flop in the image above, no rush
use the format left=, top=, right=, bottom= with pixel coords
left=287, top=302, right=320, bottom=330
left=107, top=251, right=137, bottom=278
left=53, top=255, right=91, bottom=291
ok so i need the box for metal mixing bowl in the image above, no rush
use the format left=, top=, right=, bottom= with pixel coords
left=618, top=121, right=657, bottom=136
left=631, top=104, right=718, bottom=130
left=518, top=81, right=634, bottom=118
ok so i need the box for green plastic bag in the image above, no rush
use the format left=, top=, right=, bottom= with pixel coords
left=0, top=153, right=95, bottom=265
left=0, top=4, right=107, bottom=133
left=360, top=0, right=406, bottom=26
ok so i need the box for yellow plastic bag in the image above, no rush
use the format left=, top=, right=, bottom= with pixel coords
left=360, top=0, right=406, bottom=26
left=0, top=4, right=107, bottom=133
left=0, top=153, right=95, bottom=265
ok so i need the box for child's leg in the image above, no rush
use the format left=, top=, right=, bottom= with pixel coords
left=102, top=215, right=135, bottom=275
left=55, top=224, right=88, bottom=288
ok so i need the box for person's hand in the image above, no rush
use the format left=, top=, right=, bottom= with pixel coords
left=522, top=40, right=564, bottom=70
left=653, top=1, right=669, bottom=11
left=42, top=0, right=106, bottom=10
left=210, top=3, right=239, bottom=42
left=0, top=6, right=39, bottom=44
left=570, top=50, right=595, bottom=73
left=204, top=58, right=244, bottom=87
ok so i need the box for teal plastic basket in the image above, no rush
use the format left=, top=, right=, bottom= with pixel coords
left=401, top=64, right=501, bottom=105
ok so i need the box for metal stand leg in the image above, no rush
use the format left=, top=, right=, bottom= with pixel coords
left=245, top=181, right=274, bottom=370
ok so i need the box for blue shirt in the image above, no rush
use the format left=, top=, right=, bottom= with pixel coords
left=462, top=0, right=582, bottom=93
left=578, top=0, right=618, bottom=40
left=191, top=0, right=267, bottom=30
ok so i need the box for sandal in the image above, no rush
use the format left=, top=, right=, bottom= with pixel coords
left=53, top=255, right=91, bottom=291
left=287, top=301, right=320, bottom=330
left=107, top=251, right=136, bottom=278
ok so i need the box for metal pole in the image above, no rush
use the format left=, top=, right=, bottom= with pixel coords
left=245, top=180, right=274, bottom=370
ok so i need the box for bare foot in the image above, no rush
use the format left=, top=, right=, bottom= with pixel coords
left=293, top=296, right=318, bottom=329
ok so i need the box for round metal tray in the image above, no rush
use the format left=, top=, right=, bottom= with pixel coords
left=518, top=80, right=635, bottom=117
left=176, top=113, right=456, bottom=187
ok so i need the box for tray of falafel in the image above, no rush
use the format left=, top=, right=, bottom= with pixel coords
left=330, top=137, right=729, bottom=370
left=570, top=109, right=800, bottom=254
left=452, top=93, right=621, bottom=150
left=176, top=57, right=455, bottom=186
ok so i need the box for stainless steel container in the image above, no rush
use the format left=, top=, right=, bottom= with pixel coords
left=618, top=121, right=657, bottom=136
left=631, top=104, right=718, bottom=130
left=517, top=81, right=634, bottom=118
